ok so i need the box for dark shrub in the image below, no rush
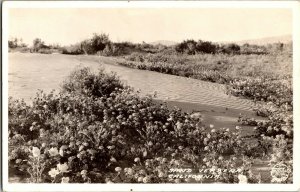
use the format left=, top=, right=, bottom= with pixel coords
left=32, top=38, right=50, bottom=52
left=175, top=40, right=197, bottom=55
left=61, top=67, right=124, bottom=97
left=8, top=38, right=27, bottom=49
left=9, top=38, right=18, bottom=49
left=61, top=44, right=84, bottom=55
left=81, top=33, right=111, bottom=55
left=219, top=43, right=241, bottom=54
left=196, top=40, right=218, bottom=54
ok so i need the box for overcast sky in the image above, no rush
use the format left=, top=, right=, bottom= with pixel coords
left=8, top=8, right=292, bottom=46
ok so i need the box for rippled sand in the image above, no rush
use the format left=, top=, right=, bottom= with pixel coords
left=8, top=53, right=255, bottom=112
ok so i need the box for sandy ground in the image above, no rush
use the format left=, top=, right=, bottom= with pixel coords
left=161, top=100, right=263, bottom=134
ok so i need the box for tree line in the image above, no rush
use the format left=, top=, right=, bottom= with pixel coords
left=9, top=33, right=291, bottom=55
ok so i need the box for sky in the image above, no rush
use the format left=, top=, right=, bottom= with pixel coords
left=8, top=8, right=292, bottom=46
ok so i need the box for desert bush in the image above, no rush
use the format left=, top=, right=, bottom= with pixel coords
left=61, top=67, right=124, bottom=97
left=219, top=43, right=241, bottom=54
left=100, top=43, right=125, bottom=56
left=80, top=33, right=111, bottom=55
left=37, top=48, right=53, bottom=54
left=140, top=42, right=155, bottom=50
left=32, top=38, right=50, bottom=52
left=90, top=33, right=111, bottom=52
left=61, top=44, right=84, bottom=55
left=175, top=40, right=197, bottom=55
left=9, top=37, right=28, bottom=49
left=9, top=38, right=19, bottom=49
left=100, top=42, right=142, bottom=56
left=126, top=52, right=145, bottom=62
left=175, top=40, right=243, bottom=55
left=196, top=40, right=218, bottom=54
left=153, top=44, right=168, bottom=52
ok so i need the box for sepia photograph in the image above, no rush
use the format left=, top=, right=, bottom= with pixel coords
left=2, top=1, right=300, bottom=191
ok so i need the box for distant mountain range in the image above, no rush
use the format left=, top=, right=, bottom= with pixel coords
left=230, top=35, right=292, bottom=45
left=149, top=35, right=292, bottom=46
left=149, top=40, right=178, bottom=46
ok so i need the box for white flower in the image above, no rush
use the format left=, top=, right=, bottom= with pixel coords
left=126, top=168, right=134, bottom=175
left=211, top=129, right=216, bottom=133
left=115, top=167, right=122, bottom=172
left=48, top=168, right=59, bottom=178
left=176, top=121, right=183, bottom=129
left=138, top=177, right=143, bottom=182
left=210, top=166, right=217, bottom=172
left=203, top=138, right=209, bottom=143
left=178, top=146, right=184, bottom=150
left=59, top=149, right=64, bottom=157
left=148, top=141, right=153, bottom=146
left=59, top=145, right=68, bottom=157
left=110, top=157, right=117, bottom=162
left=61, top=177, right=70, bottom=183
left=143, top=176, right=150, bottom=183
left=174, top=160, right=180, bottom=166
left=139, top=169, right=146, bottom=175
left=209, top=124, right=214, bottom=128
left=81, top=170, right=87, bottom=175
left=238, top=174, right=248, bottom=184
left=134, top=157, right=140, bottom=162
left=236, top=126, right=240, bottom=130
left=48, top=147, right=59, bottom=156
left=57, top=163, right=69, bottom=173
left=158, top=171, right=165, bottom=178
left=32, top=147, right=41, bottom=158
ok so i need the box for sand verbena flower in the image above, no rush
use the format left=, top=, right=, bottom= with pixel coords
left=32, top=147, right=41, bottom=158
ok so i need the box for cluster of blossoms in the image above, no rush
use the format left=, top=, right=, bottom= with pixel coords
left=231, top=78, right=293, bottom=183
left=8, top=67, right=288, bottom=183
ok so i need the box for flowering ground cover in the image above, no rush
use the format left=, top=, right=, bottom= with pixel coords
left=119, top=52, right=292, bottom=106
left=117, top=50, right=293, bottom=183
left=8, top=66, right=292, bottom=183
